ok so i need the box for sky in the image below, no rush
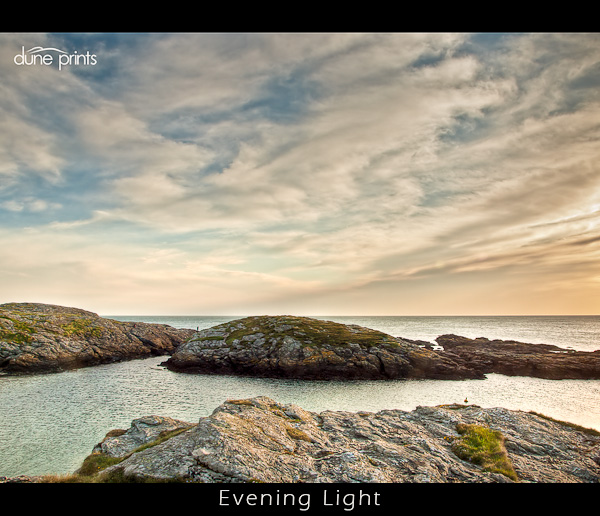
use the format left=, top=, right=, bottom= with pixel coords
left=1, top=32, right=599, bottom=316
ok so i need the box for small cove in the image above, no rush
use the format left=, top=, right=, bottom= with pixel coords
left=1, top=315, right=599, bottom=477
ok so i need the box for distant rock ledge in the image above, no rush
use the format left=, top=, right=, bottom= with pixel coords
left=0, top=302, right=195, bottom=374
left=6, top=396, right=600, bottom=483
left=436, top=334, right=600, bottom=380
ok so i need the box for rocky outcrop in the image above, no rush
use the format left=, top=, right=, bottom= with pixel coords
left=165, top=316, right=600, bottom=381
left=91, top=397, right=600, bottom=483
left=3, top=306, right=599, bottom=382
left=0, top=303, right=195, bottom=374
left=163, top=315, right=481, bottom=380
left=437, top=334, right=600, bottom=380
left=91, top=415, right=196, bottom=458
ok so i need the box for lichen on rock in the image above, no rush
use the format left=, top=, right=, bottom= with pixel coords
left=85, top=397, right=600, bottom=483
left=0, top=302, right=195, bottom=374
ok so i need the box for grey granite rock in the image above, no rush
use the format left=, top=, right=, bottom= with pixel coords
left=96, top=397, right=600, bottom=483
left=0, top=302, right=195, bottom=374
left=164, top=315, right=480, bottom=380
left=91, top=415, right=196, bottom=458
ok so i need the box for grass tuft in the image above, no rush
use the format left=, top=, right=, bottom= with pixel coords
left=39, top=426, right=194, bottom=483
left=60, top=319, right=103, bottom=338
left=76, top=452, right=123, bottom=477
left=452, top=423, right=518, bottom=481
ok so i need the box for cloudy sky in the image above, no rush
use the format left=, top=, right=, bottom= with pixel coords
left=1, top=32, right=599, bottom=316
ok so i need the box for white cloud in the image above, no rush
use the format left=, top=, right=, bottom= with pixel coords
left=2, top=197, right=61, bottom=212
left=0, top=110, right=65, bottom=183
left=2, top=33, right=600, bottom=314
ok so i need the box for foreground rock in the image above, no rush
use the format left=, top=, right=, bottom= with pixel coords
left=0, top=303, right=195, bottom=374
left=163, top=315, right=480, bottom=380
left=92, top=415, right=196, bottom=457
left=91, top=397, right=600, bottom=483
left=437, top=334, right=600, bottom=380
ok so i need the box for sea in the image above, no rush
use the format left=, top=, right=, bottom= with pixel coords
left=1, top=315, right=599, bottom=478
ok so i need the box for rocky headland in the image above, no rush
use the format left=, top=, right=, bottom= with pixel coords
left=0, top=302, right=195, bottom=374
left=163, top=315, right=481, bottom=380
left=8, top=396, right=597, bottom=483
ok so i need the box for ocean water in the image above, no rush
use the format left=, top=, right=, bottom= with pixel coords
left=1, top=315, right=599, bottom=477
left=111, top=314, right=600, bottom=352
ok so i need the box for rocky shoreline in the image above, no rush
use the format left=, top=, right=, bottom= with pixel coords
left=436, top=334, right=600, bottom=380
left=2, top=304, right=600, bottom=484
left=164, top=314, right=600, bottom=381
left=3, top=396, right=599, bottom=483
left=2, top=303, right=600, bottom=381
left=0, top=302, right=195, bottom=374
left=96, top=397, right=600, bottom=483
left=163, top=315, right=481, bottom=380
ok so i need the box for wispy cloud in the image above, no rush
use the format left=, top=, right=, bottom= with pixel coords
left=1, top=33, right=599, bottom=314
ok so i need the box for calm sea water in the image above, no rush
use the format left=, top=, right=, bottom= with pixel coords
left=1, top=315, right=599, bottom=477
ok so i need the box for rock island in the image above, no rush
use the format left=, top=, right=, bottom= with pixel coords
left=163, top=315, right=480, bottom=380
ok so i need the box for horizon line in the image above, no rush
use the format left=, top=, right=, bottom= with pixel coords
left=101, top=313, right=600, bottom=318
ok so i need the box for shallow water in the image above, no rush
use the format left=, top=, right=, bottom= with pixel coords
left=1, top=315, right=599, bottom=477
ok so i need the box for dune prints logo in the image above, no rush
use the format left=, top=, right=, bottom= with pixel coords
left=14, top=46, right=97, bottom=71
